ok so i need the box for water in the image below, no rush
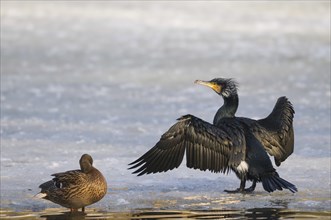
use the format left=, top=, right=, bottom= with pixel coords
left=1, top=208, right=331, bottom=220
left=1, top=1, right=330, bottom=219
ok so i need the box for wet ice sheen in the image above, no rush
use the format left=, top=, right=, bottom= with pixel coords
left=1, top=1, right=330, bottom=218
left=1, top=208, right=331, bottom=219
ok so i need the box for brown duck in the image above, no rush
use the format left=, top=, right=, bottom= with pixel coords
left=36, top=154, right=107, bottom=212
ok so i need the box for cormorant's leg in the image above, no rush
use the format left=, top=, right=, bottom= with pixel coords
left=239, top=179, right=246, bottom=191
left=224, top=179, right=246, bottom=193
left=244, top=180, right=257, bottom=192
left=82, top=207, right=85, bottom=213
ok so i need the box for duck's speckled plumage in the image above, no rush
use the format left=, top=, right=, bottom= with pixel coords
left=37, top=154, right=107, bottom=212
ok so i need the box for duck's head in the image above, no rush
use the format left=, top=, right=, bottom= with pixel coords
left=80, top=154, right=93, bottom=173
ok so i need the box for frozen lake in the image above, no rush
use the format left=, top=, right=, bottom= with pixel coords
left=1, top=1, right=330, bottom=219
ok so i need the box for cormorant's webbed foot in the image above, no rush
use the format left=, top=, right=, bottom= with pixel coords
left=224, top=187, right=255, bottom=193
left=245, top=180, right=256, bottom=192
left=224, top=188, right=242, bottom=193
left=224, top=181, right=256, bottom=193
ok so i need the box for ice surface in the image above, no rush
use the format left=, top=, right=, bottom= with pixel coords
left=1, top=1, right=330, bottom=213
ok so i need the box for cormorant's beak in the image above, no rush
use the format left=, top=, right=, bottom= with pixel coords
left=194, top=80, right=222, bottom=93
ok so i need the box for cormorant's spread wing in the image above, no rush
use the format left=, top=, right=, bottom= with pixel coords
left=129, top=114, right=246, bottom=176
left=256, top=96, right=295, bottom=166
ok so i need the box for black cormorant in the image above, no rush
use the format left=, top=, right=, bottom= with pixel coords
left=129, top=78, right=297, bottom=193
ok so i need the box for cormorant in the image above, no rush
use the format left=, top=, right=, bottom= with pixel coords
left=129, top=78, right=297, bottom=193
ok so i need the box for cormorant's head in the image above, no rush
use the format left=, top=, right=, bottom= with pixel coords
left=80, top=154, right=93, bottom=173
left=195, top=78, right=238, bottom=98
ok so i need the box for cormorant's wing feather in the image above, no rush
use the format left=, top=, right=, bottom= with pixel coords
left=257, top=96, right=295, bottom=166
left=129, top=114, right=246, bottom=176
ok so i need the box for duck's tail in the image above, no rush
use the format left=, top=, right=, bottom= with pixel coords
left=35, top=180, right=54, bottom=199
left=261, top=172, right=297, bottom=193
left=34, top=193, right=47, bottom=199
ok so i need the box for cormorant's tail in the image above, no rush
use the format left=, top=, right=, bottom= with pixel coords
left=261, top=173, right=297, bottom=193
left=258, top=96, right=295, bottom=165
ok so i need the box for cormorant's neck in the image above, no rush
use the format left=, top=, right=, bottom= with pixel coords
left=213, top=93, right=238, bottom=125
